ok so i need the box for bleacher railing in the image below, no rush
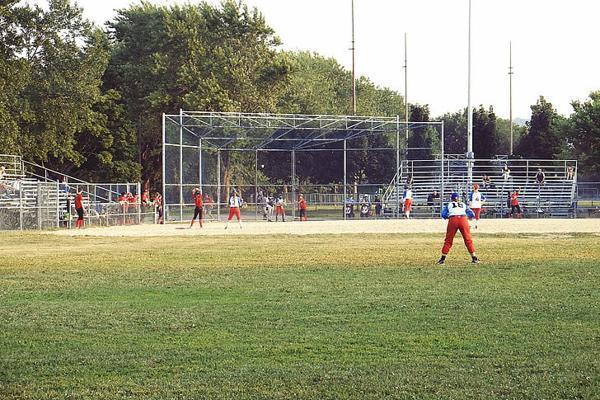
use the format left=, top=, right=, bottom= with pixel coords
left=382, top=158, right=578, bottom=218
left=0, top=157, right=153, bottom=230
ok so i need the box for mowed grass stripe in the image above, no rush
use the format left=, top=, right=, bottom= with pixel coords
left=0, top=233, right=598, bottom=399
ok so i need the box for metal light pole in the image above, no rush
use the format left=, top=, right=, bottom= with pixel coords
left=404, top=32, right=409, bottom=159
left=351, top=0, right=357, bottom=114
left=509, top=40, right=514, bottom=155
left=466, top=0, right=473, bottom=184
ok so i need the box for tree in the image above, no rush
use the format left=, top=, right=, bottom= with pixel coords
left=439, top=109, right=467, bottom=155
left=0, top=0, right=132, bottom=181
left=472, top=105, right=499, bottom=159
left=105, top=0, right=291, bottom=189
left=407, top=104, right=439, bottom=160
left=516, top=96, right=565, bottom=159
left=569, top=91, right=600, bottom=179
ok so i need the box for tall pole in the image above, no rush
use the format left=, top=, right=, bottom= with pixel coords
left=179, top=109, right=183, bottom=222
left=343, top=140, right=347, bottom=220
left=161, top=113, right=166, bottom=224
left=217, top=149, right=221, bottom=221
left=351, top=0, right=357, bottom=114
left=291, top=150, right=296, bottom=221
left=467, top=0, right=473, bottom=184
left=509, top=40, right=514, bottom=156
left=396, top=115, right=400, bottom=218
left=404, top=32, right=409, bottom=159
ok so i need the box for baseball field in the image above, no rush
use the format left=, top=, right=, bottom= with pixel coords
left=1, top=220, right=599, bottom=399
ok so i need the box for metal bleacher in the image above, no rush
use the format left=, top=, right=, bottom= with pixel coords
left=382, top=157, right=578, bottom=218
left=0, top=154, right=147, bottom=230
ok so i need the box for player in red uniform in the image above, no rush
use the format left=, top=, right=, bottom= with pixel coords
left=437, top=192, right=479, bottom=265
left=298, top=194, right=308, bottom=221
left=189, top=188, right=204, bottom=228
left=510, top=190, right=522, bottom=218
left=74, top=189, right=84, bottom=229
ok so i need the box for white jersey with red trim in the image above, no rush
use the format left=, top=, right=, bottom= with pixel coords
left=469, top=191, right=485, bottom=209
left=229, top=195, right=241, bottom=208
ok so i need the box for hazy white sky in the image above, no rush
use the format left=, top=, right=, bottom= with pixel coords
left=27, top=0, right=600, bottom=119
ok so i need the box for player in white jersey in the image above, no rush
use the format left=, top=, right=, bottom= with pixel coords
left=468, top=184, right=486, bottom=228
left=402, top=186, right=413, bottom=219
left=225, top=189, right=243, bottom=229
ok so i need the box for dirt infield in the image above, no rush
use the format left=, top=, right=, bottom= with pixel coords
left=51, top=218, right=600, bottom=237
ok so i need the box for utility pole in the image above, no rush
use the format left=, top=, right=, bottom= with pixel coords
left=351, top=0, right=357, bottom=114
left=509, top=40, right=514, bottom=155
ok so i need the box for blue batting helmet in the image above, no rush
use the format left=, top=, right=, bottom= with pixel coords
left=450, top=192, right=460, bottom=200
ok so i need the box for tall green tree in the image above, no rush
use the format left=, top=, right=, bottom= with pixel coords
left=569, top=91, right=600, bottom=179
left=106, top=0, right=291, bottom=188
left=472, top=105, right=499, bottom=159
left=407, top=104, right=439, bottom=160
left=516, top=96, right=565, bottom=159
left=439, top=109, right=467, bottom=155
left=0, top=0, right=135, bottom=181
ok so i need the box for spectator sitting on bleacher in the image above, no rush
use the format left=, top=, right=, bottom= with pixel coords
left=566, top=165, right=575, bottom=180
left=427, top=190, right=440, bottom=206
left=482, top=174, right=493, bottom=189
left=0, top=166, right=5, bottom=181
left=502, top=164, right=511, bottom=182
left=406, top=174, right=414, bottom=187
left=59, top=176, right=70, bottom=193
left=535, top=168, right=545, bottom=186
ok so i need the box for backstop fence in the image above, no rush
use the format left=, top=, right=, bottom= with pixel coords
left=162, top=111, right=443, bottom=222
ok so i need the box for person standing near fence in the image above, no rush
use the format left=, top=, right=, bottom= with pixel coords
left=189, top=188, right=204, bottom=228
left=74, top=189, right=84, bottom=229
left=298, top=194, right=307, bottom=221
left=154, top=192, right=164, bottom=224
left=437, top=192, right=479, bottom=265
left=225, top=189, right=243, bottom=229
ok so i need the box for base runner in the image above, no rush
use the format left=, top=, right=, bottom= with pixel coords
left=189, top=188, right=203, bottom=228
left=468, top=184, right=486, bottom=228
left=437, top=192, right=479, bottom=265
left=225, top=189, right=243, bottom=229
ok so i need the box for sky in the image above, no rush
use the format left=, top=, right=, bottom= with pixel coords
left=26, top=0, right=600, bottom=119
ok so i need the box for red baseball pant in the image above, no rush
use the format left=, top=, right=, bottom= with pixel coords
left=472, top=208, right=482, bottom=220
left=228, top=207, right=241, bottom=221
left=442, top=216, right=475, bottom=255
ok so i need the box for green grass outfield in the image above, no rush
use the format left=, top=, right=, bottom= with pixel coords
left=0, top=233, right=598, bottom=399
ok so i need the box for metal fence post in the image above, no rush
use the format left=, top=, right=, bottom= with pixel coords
left=217, top=149, right=221, bottom=221
left=343, top=140, right=347, bottom=220
left=19, top=183, right=23, bottom=231
left=56, top=181, right=60, bottom=228
left=291, top=150, right=296, bottom=221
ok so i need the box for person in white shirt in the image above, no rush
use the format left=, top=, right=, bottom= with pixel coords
left=225, top=189, right=243, bottom=229
left=468, top=184, right=486, bottom=228
left=275, top=195, right=286, bottom=222
left=402, top=186, right=413, bottom=219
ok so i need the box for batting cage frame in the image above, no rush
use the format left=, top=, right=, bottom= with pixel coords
left=162, top=111, right=445, bottom=222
